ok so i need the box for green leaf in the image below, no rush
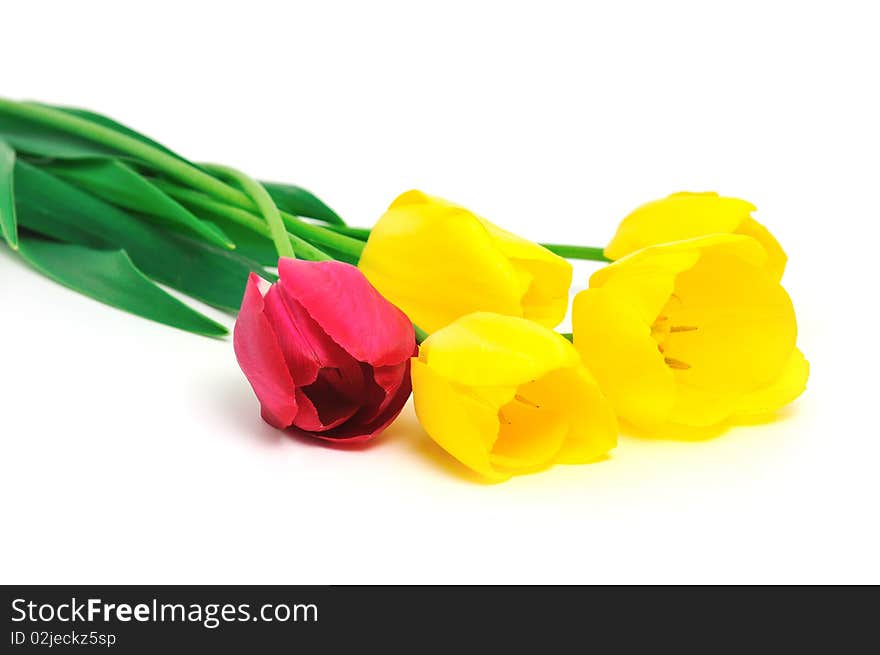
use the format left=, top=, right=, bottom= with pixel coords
left=14, top=235, right=227, bottom=337
left=14, top=161, right=269, bottom=312
left=188, top=209, right=279, bottom=267
left=0, top=110, right=120, bottom=159
left=38, top=158, right=234, bottom=249
left=0, top=99, right=249, bottom=210
left=261, top=181, right=346, bottom=226
left=0, top=138, right=18, bottom=249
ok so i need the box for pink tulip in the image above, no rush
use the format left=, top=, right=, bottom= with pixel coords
left=234, top=259, right=416, bottom=442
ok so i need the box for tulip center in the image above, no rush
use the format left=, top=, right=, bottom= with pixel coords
left=489, top=372, right=571, bottom=471
left=651, top=295, right=699, bottom=371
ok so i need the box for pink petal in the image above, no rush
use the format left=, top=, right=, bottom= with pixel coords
left=233, top=274, right=298, bottom=429
left=262, top=283, right=353, bottom=387
left=313, top=359, right=413, bottom=443
left=277, top=258, right=415, bottom=367
left=354, top=356, right=414, bottom=425
left=293, top=364, right=366, bottom=432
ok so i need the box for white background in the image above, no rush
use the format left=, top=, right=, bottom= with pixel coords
left=1, top=1, right=877, bottom=584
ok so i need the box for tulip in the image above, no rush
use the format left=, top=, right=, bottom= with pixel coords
left=358, top=190, right=572, bottom=333
left=605, top=192, right=787, bottom=280
left=234, top=258, right=416, bottom=441
left=573, top=234, right=808, bottom=430
left=411, top=312, right=617, bottom=481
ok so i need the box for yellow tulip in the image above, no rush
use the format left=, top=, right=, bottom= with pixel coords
left=573, top=234, right=808, bottom=430
left=358, top=191, right=572, bottom=333
left=605, top=192, right=787, bottom=280
left=412, top=312, right=618, bottom=481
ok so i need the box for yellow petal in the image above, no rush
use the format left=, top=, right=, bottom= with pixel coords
left=661, top=246, right=797, bottom=395
left=553, top=367, right=619, bottom=464
left=359, top=191, right=571, bottom=332
left=604, top=191, right=756, bottom=260
left=419, top=312, right=580, bottom=387
left=359, top=195, right=522, bottom=333
left=411, top=359, right=509, bottom=481
left=736, top=216, right=788, bottom=281
left=732, top=348, right=809, bottom=418
left=572, top=288, right=676, bottom=428
left=590, top=234, right=768, bottom=327
left=668, top=382, right=741, bottom=427
left=413, top=313, right=619, bottom=479
left=490, top=373, right=570, bottom=472
left=476, top=217, right=572, bottom=328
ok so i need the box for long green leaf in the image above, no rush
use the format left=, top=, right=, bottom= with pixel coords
left=14, top=161, right=269, bottom=312
left=38, top=158, right=234, bottom=249
left=14, top=235, right=227, bottom=337
left=261, top=181, right=346, bottom=225
left=0, top=98, right=250, bottom=209
left=0, top=138, right=17, bottom=248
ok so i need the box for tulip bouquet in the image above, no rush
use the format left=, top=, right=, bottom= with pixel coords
left=0, top=98, right=808, bottom=481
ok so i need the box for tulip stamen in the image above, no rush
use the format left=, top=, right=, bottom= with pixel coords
left=664, top=357, right=691, bottom=370
left=514, top=394, right=541, bottom=409
left=670, top=325, right=698, bottom=333
left=498, top=410, right=513, bottom=425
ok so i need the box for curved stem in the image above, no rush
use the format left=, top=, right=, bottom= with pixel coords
left=0, top=100, right=370, bottom=261
left=0, top=98, right=251, bottom=208
left=153, top=179, right=331, bottom=261
left=278, top=212, right=365, bottom=260
left=201, top=164, right=293, bottom=259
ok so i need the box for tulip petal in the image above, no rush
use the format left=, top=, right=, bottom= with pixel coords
left=591, top=234, right=768, bottom=326
left=233, top=273, right=298, bottom=429
left=573, top=288, right=676, bottom=429
left=315, top=360, right=413, bottom=442
left=476, top=218, right=572, bottom=329
left=604, top=191, right=755, bottom=260
left=554, top=368, right=619, bottom=464
left=358, top=198, right=525, bottom=333
left=419, top=312, right=580, bottom=387
left=732, top=348, right=809, bottom=418
left=411, top=359, right=509, bottom=481
left=293, top=364, right=365, bottom=432
left=662, top=248, right=797, bottom=396
left=261, top=285, right=321, bottom=386
left=489, top=372, right=572, bottom=472
left=354, top=359, right=412, bottom=425
left=278, top=258, right=414, bottom=367
left=668, top=383, right=740, bottom=427
left=736, top=216, right=787, bottom=281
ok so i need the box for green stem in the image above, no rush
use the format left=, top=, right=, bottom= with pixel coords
left=414, top=324, right=429, bottom=345
left=0, top=100, right=369, bottom=261
left=153, top=179, right=331, bottom=261
left=322, top=224, right=610, bottom=262
left=559, top=332, right=573, bottom=342
left=0, top=98, right=251, bottom=208
left=540, top=244, right=610, bottom=262
left=322, top=225, right=373, bottom=240
left=201, top=163, right=293, bottom=259
left=278, top=212, right=366, bottom=259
